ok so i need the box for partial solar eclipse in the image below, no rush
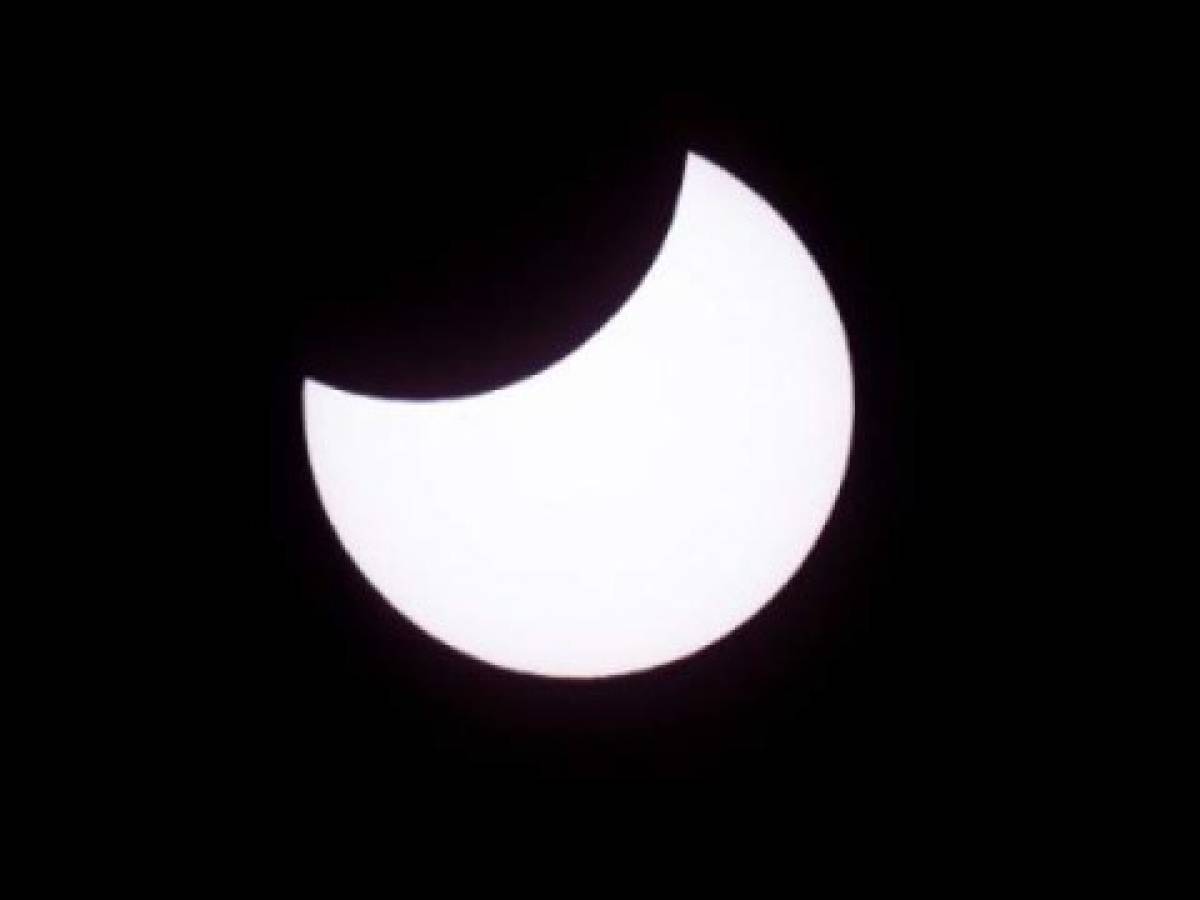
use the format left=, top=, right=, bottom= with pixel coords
left=304, top=153, right=854, bottom=678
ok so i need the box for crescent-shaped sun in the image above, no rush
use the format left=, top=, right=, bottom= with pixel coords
left=304, top=152, right=854, bottom=679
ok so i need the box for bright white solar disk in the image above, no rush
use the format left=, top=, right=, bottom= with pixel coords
left=304, top=152, right=854, bottom=678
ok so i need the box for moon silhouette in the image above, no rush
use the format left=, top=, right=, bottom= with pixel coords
left=303, top=152, right=854, bottom=678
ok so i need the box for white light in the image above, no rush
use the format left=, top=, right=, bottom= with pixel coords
left=304, top=153, right=854, bottom=678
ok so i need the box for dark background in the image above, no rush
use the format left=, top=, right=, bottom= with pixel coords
left=244, top=69, right=918, bottom=781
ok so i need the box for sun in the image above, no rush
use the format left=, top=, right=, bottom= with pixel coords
left=304, top=153, right=853, bottom=678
